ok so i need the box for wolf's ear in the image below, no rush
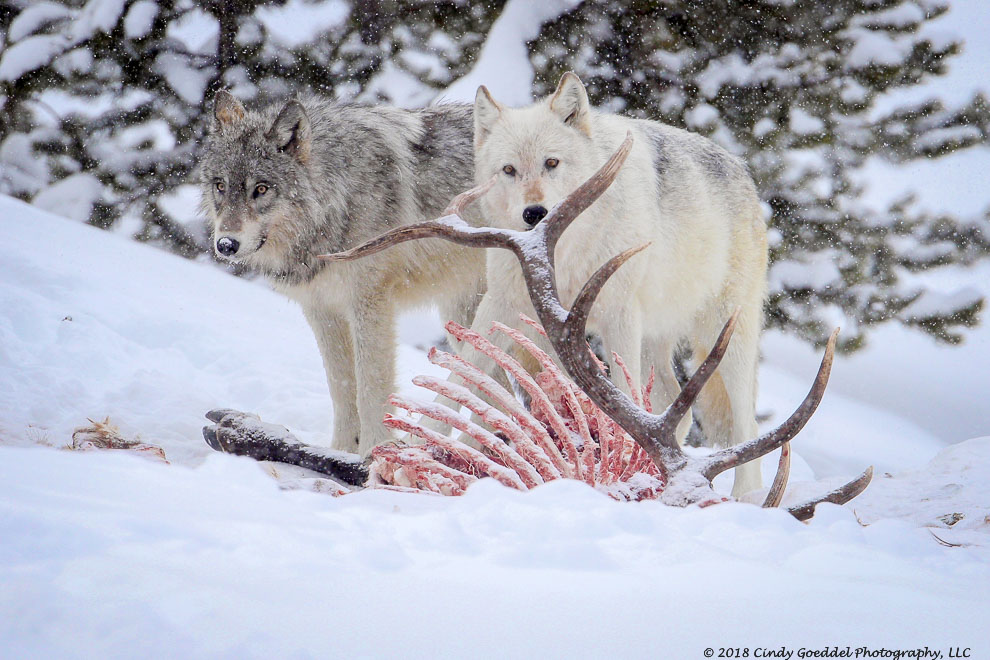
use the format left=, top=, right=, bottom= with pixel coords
left=213, top=90, right=246, bottom=127
left=267, top=99, right=311, bottom=163
left=474, top=85, right=503, bottom=149
left=549, top=72, right=592, bottom=137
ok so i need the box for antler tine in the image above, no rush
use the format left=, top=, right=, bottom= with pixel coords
left=443, top=175, right=497, bottom=216
left=786, top=467, right=874, bottom=521
left=660, top=309, right=739, bottom=442
left=564, top=243, right=651, bottom=339
left=319, top=223, right=462, bottom=262
left=542, top=132, right=634, bottom=251
left=703, top=327, right=839, bottom=480
left=318, top=177, right=505, bottom=262
left=761, top=442, right=791, bottom=508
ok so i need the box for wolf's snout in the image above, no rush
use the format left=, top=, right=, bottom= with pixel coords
left=522, top=205, right=548, bottom=226
left=216, top=236, right=240, bottom=257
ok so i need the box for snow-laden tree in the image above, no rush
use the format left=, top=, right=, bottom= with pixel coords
left=0, top=0, right=501, bottom=257
left=530, top=0, right=989, bottom=348
left=1, top=0, right=987, bottom=349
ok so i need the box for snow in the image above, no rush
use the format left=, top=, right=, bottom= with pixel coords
left=844, top=28, right=914, bottom=68
left=31, top=173, right=104, bottom=223
left=855, top=3, right=925, bottom=30
left=753, top=117, right=778, bottom=139
left=0, top=0, right=127, bottom=77
left=3, top=1, right=990, bottom=653
left=857, top=2, right=990, bottom=218
left=3, top=189, right=990, bottom=654
left=913, top=124, right=983, bottom=152
left=359, top=59, right=437, bottom=109
left=255, top=0, right=350, bottom=49
left=67, top=0, right=126, bottom=44
left=1, top=446, right=988, bottom=658
left=762, top=301, right=990, bottom=448
left=769, top=257, right=841, bottom=291
left=854, top=437, right=990, bottom=535
left=0, top=195, right=444, bottom=464
left=899, top=287, right=982, bottom=321
left=0, top=34, right=67, bottom=81
left=685, top=103, right=720, bottom=129
left=123, top=0, right=158, bottom=40
left=752, top=365, right=943, bottom=481
left=53, top=45, right=94, bottom=77
left=113, top=119, right=176, bottom=152
left=7, top=2, right=73, bottom=43
left=695, top=51, right=798, bottom=101
left=35, top=88, right=118, bottom=121
left=877, top=2, right=990, bottom=112
left=154, top=52, right=213, bottom=105
left=789, top=107, right=826, bottom=136
left=442, top=0, right=583, bottom=106
left=0, top=133, right=49, bottom=195
left=164, top=7, right=217, bottom=55
left=156, top=184, right=202, bottom=229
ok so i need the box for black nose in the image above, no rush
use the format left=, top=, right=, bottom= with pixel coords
left=216, top=236, right=240, bottom=256
left=522, top=205, right=548, bottom=226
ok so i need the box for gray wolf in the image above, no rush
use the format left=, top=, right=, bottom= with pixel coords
left=470, top=73, right=769, bottom=497
left=199, top=91, right=485, bottom=456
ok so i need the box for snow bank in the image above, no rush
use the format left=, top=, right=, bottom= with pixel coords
left=854, top=436, right=990, bottom=535
left=0, top=194, right=444, bottom=465
left=762, top=295, right=990, bottom=448
left=2, top=189, right=988, bottom=655
left=1, top=446, right=987, bottom=659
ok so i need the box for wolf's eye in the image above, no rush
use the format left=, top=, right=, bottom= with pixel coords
left=502, top=164, right=516, bottom=177
left=545, top=158, right=559, bottom=169
left=215, top=181, right=225, bottom=193
left=254, top=183, right=269, bottom=198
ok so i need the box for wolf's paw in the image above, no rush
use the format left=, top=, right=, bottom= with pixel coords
left=330, top=434, right=360, bottom=455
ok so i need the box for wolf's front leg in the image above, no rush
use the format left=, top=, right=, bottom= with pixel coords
left=416, top=286, right=520, bottom=445
left=417, top=288, right=487, bottom=436
left=641, top=339, right=693, bottom=444
left=459, top=285, right=521, bottom=392
left=351, top=300, right=398, bottom=457
left=596, top=304, right=645, bottom=397
left=304, top=306, right=360, bottom=454
left=691, top=305, right=764, bottom=498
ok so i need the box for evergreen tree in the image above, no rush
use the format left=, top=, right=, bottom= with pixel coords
left=0, top=0, right=502, bottom=257
left=1, top=0, right=987, bottom=349
left=529, top=0, right=989, bottom=348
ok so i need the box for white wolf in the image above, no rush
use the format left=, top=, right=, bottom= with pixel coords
left=469, top=73, right=769, bottom=497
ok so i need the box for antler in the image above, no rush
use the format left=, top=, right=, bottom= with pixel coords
left=319, top=134, right=872, bottom=518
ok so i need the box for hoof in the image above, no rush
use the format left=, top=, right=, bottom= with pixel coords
left=202, top=426, right=223, bottom=451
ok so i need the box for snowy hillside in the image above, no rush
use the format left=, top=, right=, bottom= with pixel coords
left=2, top=194, right=990, bottom=657
left=3, top=2, right=990, bottom=653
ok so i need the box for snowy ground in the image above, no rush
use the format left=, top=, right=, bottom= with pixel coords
left=2, top=192, right=989, bottom=658
left=4, top=1, right=990, bottom=654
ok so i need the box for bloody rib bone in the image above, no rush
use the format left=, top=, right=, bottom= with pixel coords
left=320, top=133, right=872, bottom=518
left=374, top=316, right=664, bottom=500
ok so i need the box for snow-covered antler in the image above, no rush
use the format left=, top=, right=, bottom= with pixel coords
left=320, top=134, right=873, bottom=519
